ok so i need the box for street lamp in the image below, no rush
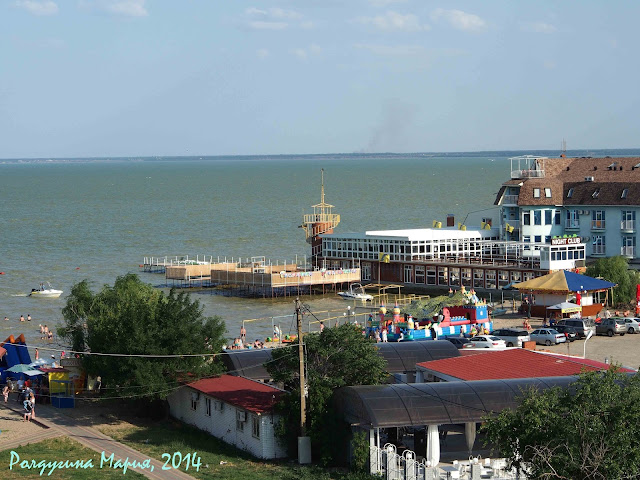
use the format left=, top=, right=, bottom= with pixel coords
left=347, top=305, right=351, bottom=323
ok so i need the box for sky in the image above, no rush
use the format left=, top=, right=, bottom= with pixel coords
left=1, top=0, right=639, bottom=158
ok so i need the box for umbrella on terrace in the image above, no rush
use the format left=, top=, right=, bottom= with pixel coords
left=6, top=364, right=34, bottom=373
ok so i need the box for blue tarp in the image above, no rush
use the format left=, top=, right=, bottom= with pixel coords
left=563, top=270, right=616, bottom=292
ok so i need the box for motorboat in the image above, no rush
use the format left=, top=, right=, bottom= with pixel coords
left=29, top=282, right=63, bottom=299
left=337, top=283, right=373, bottom=301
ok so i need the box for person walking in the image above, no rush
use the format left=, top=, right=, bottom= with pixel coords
left=2, top=384, right=9, bottom=403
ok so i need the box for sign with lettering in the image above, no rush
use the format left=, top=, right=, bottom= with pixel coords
left=551, top=237, right=581, bottom=246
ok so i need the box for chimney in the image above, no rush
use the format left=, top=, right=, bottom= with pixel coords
left=446, top=214, right=455, bottom=227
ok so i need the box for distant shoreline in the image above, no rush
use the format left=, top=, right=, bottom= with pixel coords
left=2, top=148, right=640, bottom=164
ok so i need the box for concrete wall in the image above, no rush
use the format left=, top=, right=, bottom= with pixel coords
left=167, top=387, right=287, bottom=460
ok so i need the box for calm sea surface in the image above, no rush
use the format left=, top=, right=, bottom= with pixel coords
left=0, top=151, right=635, bottom=348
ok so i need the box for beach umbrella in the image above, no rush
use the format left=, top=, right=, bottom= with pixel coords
left=6, top=364, right=33, bottom=373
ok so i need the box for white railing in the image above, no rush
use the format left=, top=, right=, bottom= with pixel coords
left=592, top=245, right=606, bottom=255
left=368, top=444, right=523, bottom=479
left=621, top=220, right=636, bottom=231
left=511, top=169, right=545, bottom=179
left=621, top=246, right=636, bottom=257
left=502, top=195, right=519, bottom=205
left=564, top=221, right=580, bottom=229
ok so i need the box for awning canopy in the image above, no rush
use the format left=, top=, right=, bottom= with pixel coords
left=546, top=302, right=582, bottom=314
left=513, top=270, right=616, bottom=294
left=334, top=377, right=578, bottom=428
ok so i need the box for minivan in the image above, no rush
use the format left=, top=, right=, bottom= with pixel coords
left=555, top=318, right=596, bottom=339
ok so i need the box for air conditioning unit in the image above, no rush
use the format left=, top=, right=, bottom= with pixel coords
left=585, top=176, right=595, bottom=182
left=236, top=410, right=247, bottom=422
left=584, top=210, right=590, bottom=215
left=584, top=236, right=591, bottom=242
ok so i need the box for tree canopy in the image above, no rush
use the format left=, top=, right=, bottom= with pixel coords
left=59, top=274, right=226, bottom=400
left=482, top=368, right=640, bottom=480
left=585, top=255, right=640, bottom=306
left=267, top=323, right=388, bottom=464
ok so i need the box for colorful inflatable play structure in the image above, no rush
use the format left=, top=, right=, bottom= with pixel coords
left=368, top=287, right=493, bottom=341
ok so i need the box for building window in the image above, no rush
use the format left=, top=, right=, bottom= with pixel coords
left=534, top=211, right=541, bottom=226
left=545, top=236, right=551, bottom=243
left=621, top=211, right=636, bottom=231
left=426, top=266, right=436, bottom=285
left=205, top=398, right=211, bottom=417
left=523, top=211, right=531, bottom=226
left=473, top=269, right=484, bottom=289
left=622, top=188, right=629, bottom=199
left=592, top=189, right=600, bottom=198
left=415, top=266, right=425, bottom=284
left=622, top=236, right=636, bottom=257
left=191, top=397, right=198, bottom=411
left=544, top=210, right=552, bottom=225
left=592, top=210, right=605, bottom=229
left=450, top=267, right=460, bottom=286
left=236, top=410, right=246, bottom=432
left=566, top=210, right=579, bottom=228
left=567, top=188, right=574, bottom=198
left=362, top=264, right=371, bottom=281
left=533, top=188, right=540, bottom=198
left=481, top=217, right=492, bottom=227
left=534, top=235, right=542, bottom=243
left=252, top=416, right=260, bottom=439
left=485, top=270, right=496, bottom=289
left=438, top=267, right=449, bottom=286
left=544, top=188, right=551, bottom=198
left=554, top=210, right=561, bottom=225
left=404, top=265, right=413, bottom=283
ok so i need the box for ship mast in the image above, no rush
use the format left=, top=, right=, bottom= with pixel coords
left=301, top=169, right=340, bottom=263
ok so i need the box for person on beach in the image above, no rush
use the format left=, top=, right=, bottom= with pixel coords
left=381, top=328, right=388, bottom=342
left=20, top=315, right=25, bottom=322
left=3, top=317, right=8, bottom=321
left=28, top=392, right=36, bottom=418
left=319, top=321, right=325, bottom=333
left=2, top=384, right=9, bottom=403
left=35, top=348, right=39, bottom=360
left=240, top=325, right=246, bottom=343
left=23, top=397, right=33, bottom=422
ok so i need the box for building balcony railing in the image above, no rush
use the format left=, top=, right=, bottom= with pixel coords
left=564, top=221, right=580, bottom=229
left=511, top=169, right=545, bottom=179
left=591, top=220, right=606, bottom=230
left=592, top=245, right=606, bottom=256
left=502, top=195, right=519, bottom=205
left=621, top=220, right=636, bottom=232
left=621, top=246, right=636, bottom=258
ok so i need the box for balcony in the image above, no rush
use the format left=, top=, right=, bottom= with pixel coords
left=621, top=220, right=636, bottom=233
left=591, top=220, right=606, bottom=231
left=564, top=221, right=580, bottom=230
left=592, top=245, right=606, bottom=256
left=502, top=194, right=519, bottom=205
left=621, top=246, right=636, bottom=258
left=510, top=169, right=545, bottom=179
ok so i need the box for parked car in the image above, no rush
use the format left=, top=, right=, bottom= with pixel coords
left=446, top=337, right=471, bottom=349
left=530, top=328, right=567, bottom=346
left=596, top=318, right=627, bottom=337
left=555, top=318, right=596, bottom=339
left=621, top=318, right=640, bottom=334
left=491, top=329, right=531, bottom=347
left=552, top=324, right=579, bottom=342
left=466, top=335, right=507, bottom=349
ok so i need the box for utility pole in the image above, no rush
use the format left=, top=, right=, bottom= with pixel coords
left=295, top=297, right=311, bottom=463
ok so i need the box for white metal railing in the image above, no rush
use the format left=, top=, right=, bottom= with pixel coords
left=511, top=169, right=545, bottom=179
left=621, top=246, right=636, bottom=257
left=502, top=194, right=519, bottom=205
left=621, top=220, right=636, bottom=231
left=564, top=220, right=580, bottom=229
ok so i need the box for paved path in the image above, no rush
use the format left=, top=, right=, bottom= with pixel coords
left=0, top=399, right=196, bottom=480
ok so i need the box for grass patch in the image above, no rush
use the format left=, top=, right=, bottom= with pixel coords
left=98, top=419, right=370, bottom=480
left=0, top=437, right=146, bottom=479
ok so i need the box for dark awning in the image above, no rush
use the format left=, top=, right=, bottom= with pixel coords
left=376, top=341, right=460, bottom=374
left=334, top=376, right=578, bottom=428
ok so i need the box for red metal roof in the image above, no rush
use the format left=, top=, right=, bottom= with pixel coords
left=416, top=349, right=634, bottom=381
left=188, top=375, right=284, bottom=414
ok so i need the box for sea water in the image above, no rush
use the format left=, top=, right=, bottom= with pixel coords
left=0, top=150, right=633, bottom=347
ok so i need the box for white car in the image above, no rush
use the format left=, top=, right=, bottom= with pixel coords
left=622, top=318, right=640, bottom=334
left=530, top=328, right=567, bottom=346
left=465, top=335, right=507, bottom=349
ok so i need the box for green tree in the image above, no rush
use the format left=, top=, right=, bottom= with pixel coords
left=482, top=368, right=640, bottom=480
left=585, top=256, right=640, bottom=306
left=59, top=274, right=226, bottom=400
left=267, top=323, right=388, bottom=465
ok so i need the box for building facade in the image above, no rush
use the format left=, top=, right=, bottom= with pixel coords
left=495, top=155, right=640, bottom=262
left=167, top=375, right=287, bottom=460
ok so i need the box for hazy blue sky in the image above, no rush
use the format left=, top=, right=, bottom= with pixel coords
left=2, top=0, right=639, bottom=158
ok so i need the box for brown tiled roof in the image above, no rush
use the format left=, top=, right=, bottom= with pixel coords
left=496, top=157, right=640, bottom=207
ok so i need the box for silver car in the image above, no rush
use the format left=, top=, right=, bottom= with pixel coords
left=530, top=328, right=567, bottom=346
left=622, top=318, right=640, bottom=334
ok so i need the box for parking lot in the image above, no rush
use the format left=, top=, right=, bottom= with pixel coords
left=492, top=315, right=640, bottom=370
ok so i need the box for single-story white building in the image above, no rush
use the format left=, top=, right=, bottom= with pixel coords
left=167, top=374, right=287, bottom=459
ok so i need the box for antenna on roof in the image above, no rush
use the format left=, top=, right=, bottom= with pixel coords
left=560, top=138, right=567, bottom=157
